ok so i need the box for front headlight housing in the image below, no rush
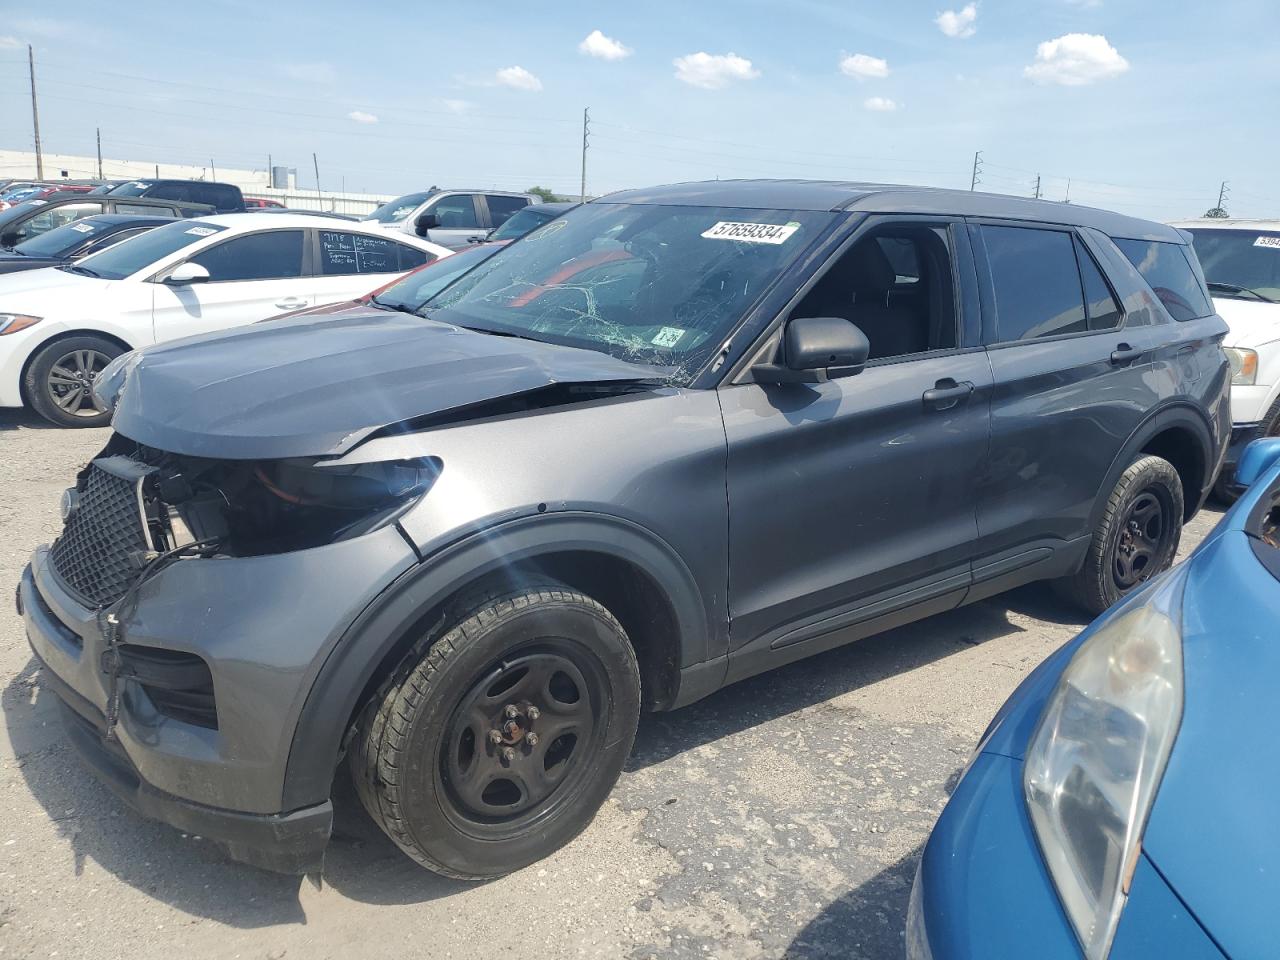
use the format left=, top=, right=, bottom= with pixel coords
left=1225, top=346, right=1259, bottom=385
left=1024, top=570, right=1186, bottom=960
left=0, top=313, right=41, bottom=336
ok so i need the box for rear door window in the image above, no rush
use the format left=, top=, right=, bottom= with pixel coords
left=318, top=230, right=401, bottom=274
left=189, top=230, right=305, bottom=281
left=485, top=195, right=531, bottom=227
left=396, top=243, right=434, bottom=270
left=982, top=225, right=1086, bottom=341
left=1111, top=238, right=1211, bottom=321
left=1075, top=238, right=1123, bottom=330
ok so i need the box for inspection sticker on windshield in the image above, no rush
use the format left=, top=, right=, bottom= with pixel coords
left=70, top=222, right=95, bottom=233
left=1255, top=236, right=1280, bottom=249
left=185, top=226, right=217, bottom=237
left=651, top=326, right=686, bottom=348
left=701, top=221, right=800, bottom=244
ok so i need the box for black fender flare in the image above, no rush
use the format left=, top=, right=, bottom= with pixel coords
left=281, top=511, right=712, bottom=810
left=1088, top=400, right=1217, bottom=533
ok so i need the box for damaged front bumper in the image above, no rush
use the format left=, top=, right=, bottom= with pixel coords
left=18, top=522, right=417, bottom=873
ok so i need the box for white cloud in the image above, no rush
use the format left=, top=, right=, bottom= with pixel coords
left=579, top=29, right=631, bottom=60
left=279, top=62, right=335, bottom=84
left=1024, top=33, right=1129, bottom=85
left=495, top=65, right=543, bottom=91
left=935, top=4, right=978, bottom=38
left=347, top=110, right=378, bottom=124
left=673, top=52, right=760, bottom=89
left=839, top=53, right=889, bottom=79
left=864, top=96, right=899, bottom=112
left=0, top=35, right=19, bottom=48
left=439, top=98, right=473, bottom=115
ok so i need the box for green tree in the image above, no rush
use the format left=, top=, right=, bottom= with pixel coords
left=1203, top=206, right=1229, bottom=219
left=527, top=185, right=568, bottom=203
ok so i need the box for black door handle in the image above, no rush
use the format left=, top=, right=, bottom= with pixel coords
left=922, top=378, right=975, bottom=411
left=1110, top=343, right=1144, bottom=365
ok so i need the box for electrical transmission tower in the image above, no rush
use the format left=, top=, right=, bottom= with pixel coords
left=970, top=151, right=983, bottom=191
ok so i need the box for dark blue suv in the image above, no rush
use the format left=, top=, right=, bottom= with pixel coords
left=20, top=181, right=1229, bottom=879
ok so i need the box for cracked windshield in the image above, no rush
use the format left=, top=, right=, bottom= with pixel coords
left=425, top=203, right=833, bottom=377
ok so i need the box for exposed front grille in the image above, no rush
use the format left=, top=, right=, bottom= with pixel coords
left=50, top=457, right=155, bottom=607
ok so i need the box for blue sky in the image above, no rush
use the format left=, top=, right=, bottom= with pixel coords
left=1, top=1, right=1278, bottom=220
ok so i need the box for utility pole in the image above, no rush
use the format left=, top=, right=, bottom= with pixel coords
left=28, top=45, right=44, bottom=180
left=1033, top=175, right=1042, bottom=200
left=580, top=107, right=590, bottom=203
left=313, top=152, right=327, bottom=209
left=95, top=128, right=103, bottom=180
left=210, top=158, right=216, bottom=180
left=1064, top=179, right=1072, bottom=203
left=969, top=150, right=982, bottom=191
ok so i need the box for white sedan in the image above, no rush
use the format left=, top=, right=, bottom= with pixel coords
left=0, top=213, right=451, bottom=426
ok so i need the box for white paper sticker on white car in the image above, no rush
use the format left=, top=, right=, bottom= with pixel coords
left=651, top=326, right=686, bottom=348
left=701, top=221, right=800, bottom=244
left=185, top=226, right=217, bottom=237
left=1254, top=236, right=1280, bottom=249
left=28, top=199, right=46, bottom=206
left=70, top=222, right=95, bottom=233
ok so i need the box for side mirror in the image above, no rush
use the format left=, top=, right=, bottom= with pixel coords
left=415, top=212, right=439, bottom=237
left=1, top=229, right=23, bottom=248
left=1236, top=437, right=1280, bottom=488
left=164, top=262, right=211, bottom=285
left=752, top=316, right=870, bottom=384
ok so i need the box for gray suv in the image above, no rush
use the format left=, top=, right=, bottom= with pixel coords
left=18, top=181, right=1229, bottom=879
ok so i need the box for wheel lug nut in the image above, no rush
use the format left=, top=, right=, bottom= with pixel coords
left=501, top=747, right=516, bottom=763
left=488, top=730, right=503, bottom=745
left=525, top=732, right=539, bottom=747
left=526, top=706, right=540, bottom=721
left=504, top=705, right=520, bottom=719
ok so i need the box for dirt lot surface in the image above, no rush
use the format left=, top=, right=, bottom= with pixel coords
left=0, top=408, right=1223, bottom=959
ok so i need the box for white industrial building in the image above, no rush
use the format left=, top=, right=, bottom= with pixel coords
left=0, top=149, right=394, bottom=216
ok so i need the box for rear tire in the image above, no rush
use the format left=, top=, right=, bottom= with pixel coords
left=23, top=335, right=121, bottom=428
left=1057, top=455, right=1184, bottom=616
left=349, top=582, right=641, bottom=880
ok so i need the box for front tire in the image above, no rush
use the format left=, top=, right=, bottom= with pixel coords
left=23, top=335, right=121, bottom=428
left=1058, top=455, right=1184, bottom=616
left=350, top=582, right=641, bottom=880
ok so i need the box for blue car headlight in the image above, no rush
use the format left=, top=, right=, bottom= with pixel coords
left=1024, top=568, right=1187, bottom=960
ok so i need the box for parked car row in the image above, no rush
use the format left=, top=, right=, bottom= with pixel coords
left=14, top=181, right=1235, bottom=891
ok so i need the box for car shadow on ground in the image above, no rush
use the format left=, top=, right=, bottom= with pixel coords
left=2, top=582, right=1087, bottom=929
left=786, top=849, right=922, bottom=959
left=628, top=581, right=1087, bottom=773
left=0, top=407, right=57, bottom=431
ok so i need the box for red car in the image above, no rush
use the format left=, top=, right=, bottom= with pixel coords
left=0, top=183, right=92, bottom=210
left=244, top=197, right=287, bottom=209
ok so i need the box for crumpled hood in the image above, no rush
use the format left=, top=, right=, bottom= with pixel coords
left=1214, top=296, right=1280, bottom=349
left=107, top=309, right=663, bottom=459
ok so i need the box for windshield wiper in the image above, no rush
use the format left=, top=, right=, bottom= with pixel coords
left=58, top=263, right=101, bottom=278
left=369, top=296, right=421, bottom=314
left=446, top=322, right=552, bottom=345
left=1208, top=281, right=1279, bottom=303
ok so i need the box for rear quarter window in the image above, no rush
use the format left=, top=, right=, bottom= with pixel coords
left=1111, top=238, right=1211, bottom=322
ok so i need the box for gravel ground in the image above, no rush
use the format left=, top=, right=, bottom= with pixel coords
left=0, top=408, right=1223, bottom=960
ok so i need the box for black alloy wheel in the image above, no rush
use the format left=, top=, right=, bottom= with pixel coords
left=1110, top=490, right=1171, bottom=589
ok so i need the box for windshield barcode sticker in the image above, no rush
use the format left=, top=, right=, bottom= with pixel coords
left=185, top=226, right=217, bottom=236
left=1255, top=236, right=1280, bottom=249
left=701, top=221, right=800, bottom=244
left=651, top=326, right=685, bottom=347
left=70, top=222, right=95, bottom=233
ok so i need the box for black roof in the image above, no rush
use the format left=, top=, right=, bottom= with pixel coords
left=598, top=179, right=1180, bottom=242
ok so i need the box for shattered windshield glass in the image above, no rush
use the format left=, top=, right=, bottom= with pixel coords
left=424, top=202, right=833, bottom=380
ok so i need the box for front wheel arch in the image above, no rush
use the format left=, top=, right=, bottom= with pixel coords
left=281, top=512, right=713, bottom=811
left=18, top=328, right=134, bottom=406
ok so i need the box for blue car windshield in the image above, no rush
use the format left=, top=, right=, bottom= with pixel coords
left=426, top=202, right=833, bottom=380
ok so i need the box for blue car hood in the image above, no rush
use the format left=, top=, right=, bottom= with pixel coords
left=105, top=309, right=663, bottom=459
left=1142, top=477, right=1280, bottom=960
